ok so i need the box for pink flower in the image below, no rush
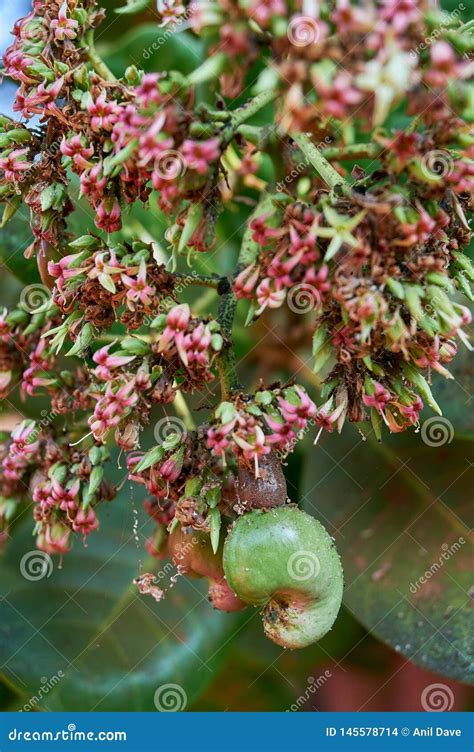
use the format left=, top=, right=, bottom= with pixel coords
left=93, top=345, right=135, bottom=381
left=0, top=148, right=31, bottom=182
left=103, top=381, right=138, bottom=416
left=255, top=278, right=287, bottom=315
left=50, top=2, right=79, bottom=41
left=248, top=0, right=286, bottom=27
left=10, top=421, right=39, bottom=458
left=264, top=414, right=297, bottom=448
left=33, top=482, right=55, bottom=509
left=48, top=251, right=86, bottom=290
left=121, top=261, right=155, bottom=308
left=158, top=455, right=182, bottom=483
left=137, top=114, right=171, bottom=166
left=250, top=214, right=281, bottom=245
left=37, top=522, right=71, bottom=555
left=380, top=0, right=421, bottom=33
left=267, top=249, right=302, bottom=288
left=314, top=72, right=362, bottom=120
left=88, top=94, right=120, bottom=133
left=2, top=49, right=35, bottom=84
left=51, top=477, right=80, bottom=512
left=95, top=199, right=121, bottom=233
left=399, top=396, right=423, bottom=423
left=234, top=264, right=260, bottom=299
left=136, top=73, right=165, bottom=108
left=2, top=455, right=27, bottom=482
left=278, top=387, right=317, bottom=430
left=313, top=399, right=347, bottom=443
left=61, top=135, right=94, bottom=170
left=303, top=264, right=331, bottom=295
left=158, top=304, right=191, bottom=353
left=80, top=164, right=107, bottom=201
left=21, top=368, right=53, bottom=397
left=362, top=382, right=391, bottom=412
left=72, top=507, right=99, bottom=535
left=206, top=421, right=235, bottom=457
left=181, top=139, right=220, bottom=174
left=181, top=323, right=212, bottom=367
left=233, top=425, right=270, bottom=476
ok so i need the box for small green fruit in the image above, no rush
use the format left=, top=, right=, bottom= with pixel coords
left=223, top=507, right=343, bottom=648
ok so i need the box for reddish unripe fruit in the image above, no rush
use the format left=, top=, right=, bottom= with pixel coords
left=237, top=451, right=287, bottom=511
left=168, top=526, right=246, bottom=613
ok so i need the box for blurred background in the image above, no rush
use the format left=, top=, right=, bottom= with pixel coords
left=0, top=0, right=472, bottom=712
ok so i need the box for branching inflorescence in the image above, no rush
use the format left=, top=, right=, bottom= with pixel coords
left=0, top=0, right=472, bottom=646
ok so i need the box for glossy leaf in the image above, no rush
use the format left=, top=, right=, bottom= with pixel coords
left=0, top=488, right=242, bottom=710
left=115, top=0, right=150, bottom=14
left=0, top=213, right=39, bottom=285
left=101, top=25, right=204, bottom=78
left=302, top=423, right=472, bottom=683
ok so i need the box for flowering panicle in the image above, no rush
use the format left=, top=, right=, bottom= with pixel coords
left=234, top=173, right=472, bottom=431
left=128, top=429, right=233, bottom=555
left=0, top=0, right=472, bottom=576
left=206, top=385, right=318, bottom=473
left=0, top=421, right=114, bottom=552
left=47, top=236, right=176, bottom=330
left=180, top=0, right=473, bottom=131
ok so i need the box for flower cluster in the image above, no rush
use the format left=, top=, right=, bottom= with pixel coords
left=234, top=158, right=472, bottom=433
left=48, top=235, right=176, bottom=329
left=60, top=72, right=222, bottom=237
left=128, top=429, right=232, bottom=558
left=0, top=420, right=114, bottom=553
left=0, top=303, right=66, bottom=404
left=206, top=385, right=319, bottom=471
left=182, top=0, right=473, bottom=130
left=0, top=0, right=472, bottom=573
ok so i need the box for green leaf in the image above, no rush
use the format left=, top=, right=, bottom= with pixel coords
left=101, top=25, right=203, bottom=79
left=0, top=213, right=40, bottom=285
left=302, top=426, right=473, bottom=683
left=430, top=346, right=474, bottom=440
left=134, top=444, right=166, bottom=473
left=209, top=508, right=221, bottom=554
left=0, top=490, right=241, bottom=710
left=66, top=323, right=96, bottom=357
left=115, top=0, right=150, bottom=14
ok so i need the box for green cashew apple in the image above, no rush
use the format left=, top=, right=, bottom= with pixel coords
left=168, top=526, right=246, bottom=612
left=223, top=507, right=343, bottom=648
